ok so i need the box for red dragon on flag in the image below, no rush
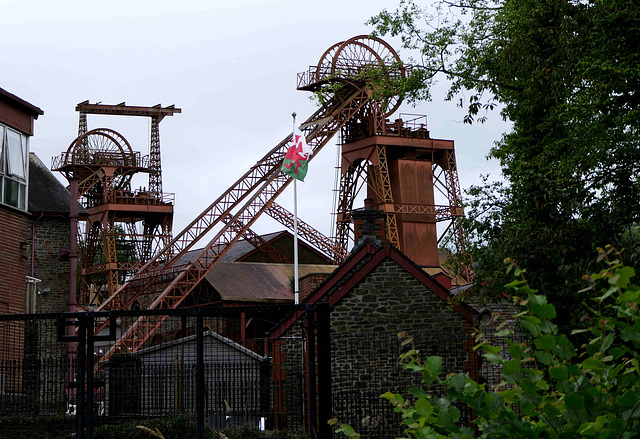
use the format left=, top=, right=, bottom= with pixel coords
left=281, top=126, right=312, bottom=181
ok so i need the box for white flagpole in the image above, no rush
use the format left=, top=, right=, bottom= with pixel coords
left=292, top=112, right=300, bottom=305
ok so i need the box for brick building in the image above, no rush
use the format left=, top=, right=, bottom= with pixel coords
left=0, top=87, right=43, bottom=385
left=0, top=87, right=43, bottom=316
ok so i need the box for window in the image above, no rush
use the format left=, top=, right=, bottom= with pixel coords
left=0, top=123, right=28, bottom=210
left=6, top=129, right=26, bottom=178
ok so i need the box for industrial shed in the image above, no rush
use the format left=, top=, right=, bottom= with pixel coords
left=104, top=329, right=271, bottom=427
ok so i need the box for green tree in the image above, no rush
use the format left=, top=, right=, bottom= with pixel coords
left=368, top=0, right=640, bottom=331
left=332, top=248, right=640, bottom=438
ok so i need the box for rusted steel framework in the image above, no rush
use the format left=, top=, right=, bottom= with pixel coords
left=94, top=36, right=404, bottom=360
left=336, top=110, right=470, bottom=278
left=53, top=103, right=179, bottom=306
left=94, top=36, right=471, bottom=361
left=265, top=202, right=349, bottom=262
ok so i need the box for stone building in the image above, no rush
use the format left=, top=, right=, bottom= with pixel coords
left=27, top=153, right=87, bottom=315
left=271, top=237, right=479, bottom=437
left=265, top=204, right=523, bottom=437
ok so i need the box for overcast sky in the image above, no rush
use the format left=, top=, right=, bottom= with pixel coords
left=2, top=0, right=508, bottom=242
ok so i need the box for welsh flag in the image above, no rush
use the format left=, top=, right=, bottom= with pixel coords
left=281, top=126, right=312, bottom=181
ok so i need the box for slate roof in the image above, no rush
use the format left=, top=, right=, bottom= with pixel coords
left=28, top=153, right=87, bottom=215
left=177, top=231, right=290, bottom=263
left=178, top=230, right=331, bottom=265
left=132, top=329, right=267, bottom=362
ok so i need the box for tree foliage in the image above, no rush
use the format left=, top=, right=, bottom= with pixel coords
left=368, top=0, right=640, bottom=330
left=332, top=248, right=640, bottom=438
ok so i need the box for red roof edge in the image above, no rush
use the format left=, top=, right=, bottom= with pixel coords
left=270, top=240, right=474, bottom=340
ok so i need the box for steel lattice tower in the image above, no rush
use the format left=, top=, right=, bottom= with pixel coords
left=90, top=36, right=471, bottom=360
left=53, top=102, right=180, bottom=307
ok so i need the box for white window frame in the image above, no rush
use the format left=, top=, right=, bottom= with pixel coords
left=0, top=122, right=29, bottom=211
left=6, top=128, right=26, bottom=178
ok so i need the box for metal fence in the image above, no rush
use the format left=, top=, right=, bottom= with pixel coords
left=1, top=307, right=479, bottom=439
left=0, top=305, right=332, bottom=439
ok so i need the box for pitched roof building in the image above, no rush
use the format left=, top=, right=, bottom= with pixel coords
left=0, top=87, right=43, bottom=316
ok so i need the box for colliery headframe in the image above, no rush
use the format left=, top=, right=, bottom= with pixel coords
left=52, top=35, right=470, bottom=360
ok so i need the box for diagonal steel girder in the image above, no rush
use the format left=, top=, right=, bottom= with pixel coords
left=224, top=214, right=292, bottom=264
left=265, top=202, right=349, bottom=263
left=97, top=83, right=369, bottom=313
left=97, top=84, right=372, bottom=358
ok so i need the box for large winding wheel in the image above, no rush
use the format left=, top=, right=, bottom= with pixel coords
left=314, top=35, right=405, bottom=117
left=59, top=128, right=138, bottom=195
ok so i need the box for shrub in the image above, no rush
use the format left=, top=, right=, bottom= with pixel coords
left=94, top=415, right=213, bottom=439
left=0, top=417, right=74, bottom=439
left=93, top=416, right=307, bottom=439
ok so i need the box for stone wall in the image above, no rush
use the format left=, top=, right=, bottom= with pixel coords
left=28, top=215, right=70, bottom=314
left=473, top=298, right=522, bottom=390
left=274, top=256, right=475, bottom=438
left=327, top=259, right=472, bottom=437
left=328, top=260, right=467, bottom=335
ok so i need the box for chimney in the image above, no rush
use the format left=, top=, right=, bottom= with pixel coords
left=352, top=198, right=387, bottom=247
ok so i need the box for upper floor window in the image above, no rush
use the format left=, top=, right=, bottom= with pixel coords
left=0, top=123, right=28, bottom=210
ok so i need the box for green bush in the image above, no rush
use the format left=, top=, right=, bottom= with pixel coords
left=0, top=417, right=74, bottom=439
left=220, top=424, right=306, bottom=438
left=94, top=415, right=211, bottom=439
left=93, top=416, right=307, bottom=439
left=332, top=247, right=640, bottom=438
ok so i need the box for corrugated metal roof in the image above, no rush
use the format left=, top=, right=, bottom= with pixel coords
left=204, top=262, right=337, bottom=302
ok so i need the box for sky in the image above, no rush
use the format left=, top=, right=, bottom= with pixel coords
left=1, top=0, right=509, bottom=243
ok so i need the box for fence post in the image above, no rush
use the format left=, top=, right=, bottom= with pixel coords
left=76, top=315, right=86, bottom=439
left=260, top=356, right=273, bottom=429
left=195, top=310, right=204, bottom=439
left=305, top=305, right=317, bottom=438
left=316, top=303, right=332, bottom=438
left=85, top=312, right=94, bottom=439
